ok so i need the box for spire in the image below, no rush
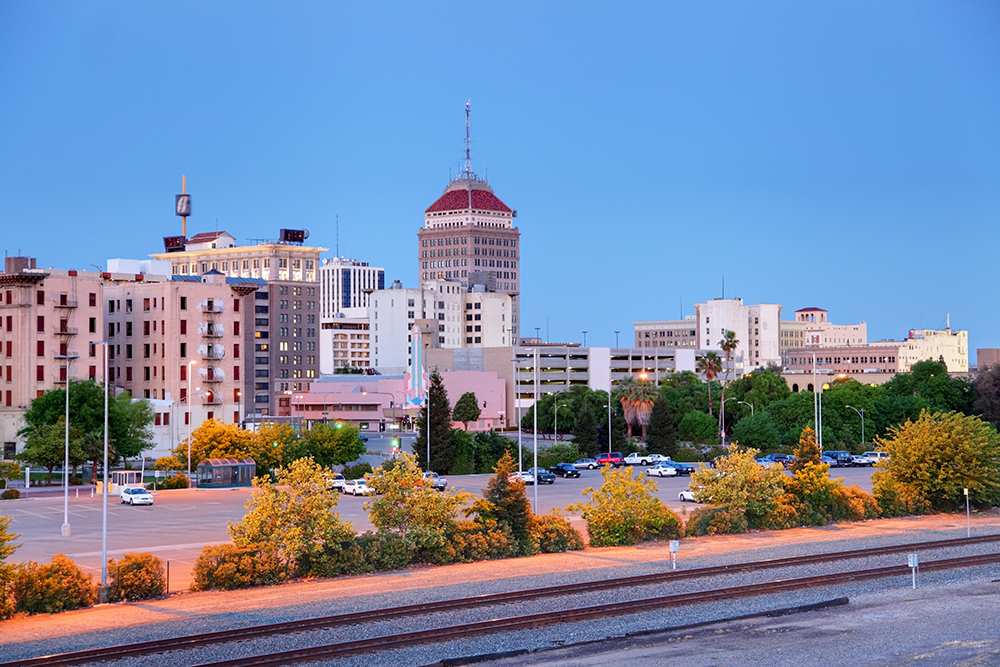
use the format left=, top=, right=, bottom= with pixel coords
left=456, top=100, right=483, bottom=184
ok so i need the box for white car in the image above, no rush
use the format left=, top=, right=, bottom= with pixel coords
left=342, top=479, right=374, bottom=496
left=624, top=453, right=669, bottom=466
left=508, top=471, right=536, bottom=485
left=120, top=486, right=154, bottom=506
left=678, top=489, right=698, bottom=502
left=326, top=474, right=346, bottom=491
left=645, top=462, right=678, bottom=477
left=863, top=451, right=889, bottom=464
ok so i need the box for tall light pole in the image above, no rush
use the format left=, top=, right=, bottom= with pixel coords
left=426, top=380, right=431, bottom=472
left=533, top=347, right=539, bottom=513
left=738, top=400, right=754, bottom=416
left=94, top=341, right=110, bottom=595
left=614, top=331, right=620, bottom=348
left=61, top=354, right=78, bottom=537
left=808, top=351, right=818, bottom=442
left=554, top=401, right=569, bottom=442
left=513, top=355, right=533, bottom=472
left=846, top=405, right=865, bottom=445
left=607, top=392, right=613, bottom=454
left=187, top=360, right=196, bottom=484
left=582, top=331, right=588, bottom=347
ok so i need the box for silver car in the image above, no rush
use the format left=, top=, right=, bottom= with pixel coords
left=342, top=479, right=374, bottom=496
left=645, top=462, right=678, bottom=477
left=120, top=486, right=154, bottom=506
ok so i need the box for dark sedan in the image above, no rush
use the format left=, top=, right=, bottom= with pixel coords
left=527, top=467, right=556, bottom=484
left=661, top=460, right=697, bottom=475
left=548, top=463, right=581, bottom=478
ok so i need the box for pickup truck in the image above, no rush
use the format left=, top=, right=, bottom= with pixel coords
left=418, top=472, right=448, bottom=490
left=595, top=452, right=626, bottom=467
left=623, top=452, right=668, bottom=466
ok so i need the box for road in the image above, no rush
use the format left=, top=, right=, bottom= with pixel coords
left=2, top=461, right=875, bottom=591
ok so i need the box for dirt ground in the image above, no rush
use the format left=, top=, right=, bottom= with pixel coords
left=2, top=511, right=997, bottom=649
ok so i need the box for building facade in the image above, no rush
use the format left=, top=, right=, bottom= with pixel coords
left=150, top=231, right=326, bottom=416
left=633, top=316, right=698, bottom=348
left=793, top=307, right=867, bottom=347
left=0, top=257, right=106, bottom=456
left=319, top=257, right=384, bottom=320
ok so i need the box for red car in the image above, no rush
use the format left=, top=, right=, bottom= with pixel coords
left=595, top=452, right=625, bottom=467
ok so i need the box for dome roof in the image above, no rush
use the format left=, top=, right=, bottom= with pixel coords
left=425, top=186, right=511, bottom=214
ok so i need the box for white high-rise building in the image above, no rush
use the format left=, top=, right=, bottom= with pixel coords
left=319, top=257, right=384, bottom=319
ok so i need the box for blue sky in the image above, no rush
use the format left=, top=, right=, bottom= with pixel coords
left=1, top=2, right=998, bottom=353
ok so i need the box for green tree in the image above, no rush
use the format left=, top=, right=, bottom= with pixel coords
left=472, top=430, right=519, bottom=474
left=689, top=445, right=788, bottom=528
left=872, top=410, right=1000, bottom=515
left=18, top=417, right=85, bottom=482
left=451, top=392, right=481, bottom=431
left=572, top=405, right=599, bottom=457
left=614, top=376, right=658, bottom=440
left=174, top=419, right=256, bottom=468
left=416, top=372, right=453, bottom=472
left=645, top=397, right=678, bottom=457
left=229, top=458, right=355, bottom=576
left=789, top=426, right=822, bottom=473
left=253, top=422, right=303, bottom=471
left=0, top=461, right=22, bottom=490
left=678, top=410, right=717, bottom=444
left=0, top=513, right=20, bottom=619
left=696, top=352, right=723, bottom=416
left=449, top=429, right=476, bottom=475
left=301, top=422, right=367, bottom=467
left=718, top=330, right=740, bottom=434
left=467, top=451, right=532, bottom=553
left=568, top=465, right=682, bottom=546
left=883, top=360, right=974, bottom=415
left=973, top=363, right=1000, bottom=430
left=730, top=413, right=781, bottom=452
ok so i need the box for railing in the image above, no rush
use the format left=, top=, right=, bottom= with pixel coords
left=201, top=395, right=224, bottom=406
left=54, top=298, right=79, bottom=309
left=53, top=326, right=79, bottom=336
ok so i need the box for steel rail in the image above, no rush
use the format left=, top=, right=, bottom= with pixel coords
left=4, top=533, right=999, bottom=667
left=200, top=551, right=1000, bottom=666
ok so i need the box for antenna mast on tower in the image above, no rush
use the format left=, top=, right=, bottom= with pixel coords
left=462, top=100, right=474, bottom=180
left=335, top=213, right=340, bottom=258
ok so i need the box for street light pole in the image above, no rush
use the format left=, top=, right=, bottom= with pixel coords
left=582, top=331, right=588, bottom=347
left=738, top=400, right=755, bottom=416
left=614, top=331, right=620, bottom=348
left=846, top=405, right=865, bottom=445
left=61, top=354, right=78, bottom=537
left=187, top=360, right=196, bottom=485
left=554, top=401, right=569, bottom=442
left=533, top=347, right=539, bottom=513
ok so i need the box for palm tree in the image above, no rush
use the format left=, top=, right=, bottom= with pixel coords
left=696, top=351, right=722, bottom=417
left=718, top=330, right=740, bottom=434
left=613, top=375, right=660, bottom=440
left=613, top=376, right=639, bottom=439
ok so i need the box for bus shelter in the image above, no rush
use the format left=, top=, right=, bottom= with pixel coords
left=195, top=458, right=256, bottom=488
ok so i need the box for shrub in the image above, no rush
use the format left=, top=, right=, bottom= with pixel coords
left=528, top=513, right=585, bottom=553
left=341, top=462, right=373, bottom=480
left=673, top=446, right=703, bottom=463
left=467, top=452, right=532, bottom=554
left=831, top=485, right=881, bottom=522
left=107, top=552, right=165, bottom=602
left=447, top=520, right=517, bottom=562
left=14, top=554, right=97, bottom=614
left=786, top=461, right=839, bottom=526
left=688, top=445, right=787, bottom=529
left=1, top=489, right=20, bottom=500
left=535, top=443, right=582, bottom=470
left=569, top=466, right=683, bottom=547
left=190, top=543, right=288, bottom=591
left=160, top=474, right=189, bottom=490
left=872, top=473, right=932, bottom=517
left=0, top=514, right=19, bottom=619
left=684, top=506, right=749, bottom=536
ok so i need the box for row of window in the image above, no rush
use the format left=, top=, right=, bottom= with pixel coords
left=789, top=356, right=896, bottom=365
left=642, top=330, right=695, bottom=338
left=28, top=291, right=99, bottom=307
left=422, top=236, right=517, bottom=248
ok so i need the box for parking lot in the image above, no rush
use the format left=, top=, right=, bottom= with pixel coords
left=2, top=463, right=876, bottom=590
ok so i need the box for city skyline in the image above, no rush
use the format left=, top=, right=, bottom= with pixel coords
left=1, top=2, right=997, bottom=351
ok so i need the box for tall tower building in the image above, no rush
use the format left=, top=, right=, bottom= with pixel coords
left=417, top=103, right=520, bottom=341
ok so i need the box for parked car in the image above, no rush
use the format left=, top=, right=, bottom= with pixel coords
left=658, top=460, right=697, bottom=475
left=343, top=479, right=374, bottom=496
left=756, top=457, right=784, bottom=469
left=359, top=434, right=369, bottom=443
left=678, top=489, right=698, bottom=502
left=595, top=452, right=626, bottom=467
left=823, top=451, right=854, bottom=467
left=573, top=458, right=599, bottom=470
left=509, top=470, right=536, bottom=485
left=527, top=467, right=556, bottom=484
left=852, top=453, right=875, bottom=467
left=759, top=453, right=794, bottom=467
left=623, top=452, right=668, bottom=466
left=325, top=473, right=346, bottom=491
left=418, top=471, right=448, bottom=490
left=548, top=463, right=581, bottom=478
left=120, top=486, right=153, bottom=506
left=821, top=455, right=837, bottom=466
left=645, top=462, right=678, bottom=477
left=863, top=451, right=889, bottom=464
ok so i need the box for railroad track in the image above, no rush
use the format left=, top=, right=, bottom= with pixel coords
left=6, top=534, right=1000, bottom=667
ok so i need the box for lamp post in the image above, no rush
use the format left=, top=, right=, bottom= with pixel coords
left=553, top=401, right=570, bottom=442
left=236, top=389, right=242, bottom=427
left=845, top=405, right=865, bottom=445
left=426, top=384, right=431, bottom=472
left=606, top=392, right=613, bottom=454
left=61, top=353, right=78, bottom=537
left=187, top=360, right=196, bottom=485
left=533, top=347, right=539, bottom=512
left=582, top=331, right=588, bottom=347
left=807, top=351, right=819, bottom=445
left=94, top=341, right=109, bottom=595
left=361, top=389, right=397, bottom=433
left=614, top=331, right=620, bottom=348
left=738, top=400, right=755, bottom=416
left=513, top=355, right=534, bottom=473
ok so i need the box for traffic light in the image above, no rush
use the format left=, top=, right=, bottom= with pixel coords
left=336, top=421, right=343, bottom=429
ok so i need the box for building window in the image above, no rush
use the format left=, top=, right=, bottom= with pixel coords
left=180, top=342, right=187, bottom=358
left=180, top=296, right=187, bottom=310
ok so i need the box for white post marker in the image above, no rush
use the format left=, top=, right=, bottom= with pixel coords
left=24, top=466, right=30, bottom=490
left=965, top=488, right=970, bottom=538
left=670, top=540, right=680, bottom=570
left=908, top=553, right=919, bottom=589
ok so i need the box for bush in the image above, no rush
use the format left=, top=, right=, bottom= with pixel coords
left=107, top=552, right=165, bottom=602
left=13, top=554, right=97, bottom=614
left=684, top=506, right=749, bottom=536
left=190, top=543, right=288, bottom=591
left=1, top=489, right=20, bottom=500
left=673, top=446, right=703, bottom=462
left=536, top=443, right=582, bottom=470
left=447, top=521, right=517, bottom=562
left=341, top=462, right=373, bottom=480
left=830, top=485, right=881, bottom=522
left=160, top=474, right=189, bottom=490
left=528, top=513, right=585, bottom=553
left=569, top=466, right=683, bottom=547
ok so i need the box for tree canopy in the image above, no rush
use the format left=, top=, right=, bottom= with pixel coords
left=451, top=392, right=481, bottom=431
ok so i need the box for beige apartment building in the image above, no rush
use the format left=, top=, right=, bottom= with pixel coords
left=0, top=257, right=105, bottom=457
left=793, top=307, right=867, bottom=347
left=150, top=231, right=326, bottom=416
left=104, top=269, right=262, bottom=444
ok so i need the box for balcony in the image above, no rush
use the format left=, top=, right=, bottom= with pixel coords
left=201, top=394, right=224, bottom=406
left=53, top=326, right=78, bottom=336
left=201, top=369, right=224, bottom=383
left=54, top=298, right=79, bottom=309
left=198, top=322, right=225, bottom=338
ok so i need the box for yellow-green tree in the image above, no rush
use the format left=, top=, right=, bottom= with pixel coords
left=174, top=419, right=256, bottom=467
left=689, top=445, right=788, bottom=528
left=252, top=422, right=302, bottom=471
left=569, top=465, right=682, bottom=546
left=365, top=453, right=472, bottom=559
left=467, top=451, right=532, bottom=553
left=789, top=426, right=822, bottom=474
left=0, top=514, right=20, bottom=618
left=873, top=410, right=1000, bottom=515
left=229, top=458, right=355, bottom=576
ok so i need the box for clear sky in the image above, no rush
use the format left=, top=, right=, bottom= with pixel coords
left=1, top=2, right=997, bottom=353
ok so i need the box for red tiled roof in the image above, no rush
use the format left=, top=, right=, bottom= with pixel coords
left=795, top=307, right=827, bottom=312
left=187, top=231, right=232, bottom=244
left=426, top=188, right=511, bottom=214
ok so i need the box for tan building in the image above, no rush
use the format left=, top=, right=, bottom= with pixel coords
left=633, top=317, right=698, bottom=349
left=779, top=319, right=807, bottom=357
left=898, top=326, right=968, bottom=373
left=793, top=307, right=867, bottom=347
left=150, top=231, right=326, bottom=416
left=319, top=317, right=371, bottom=374
left=0, top=257, right=106, bottom=457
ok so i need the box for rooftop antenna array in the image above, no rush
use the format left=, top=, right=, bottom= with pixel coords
left=336, top=212, right=340, bottom=258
